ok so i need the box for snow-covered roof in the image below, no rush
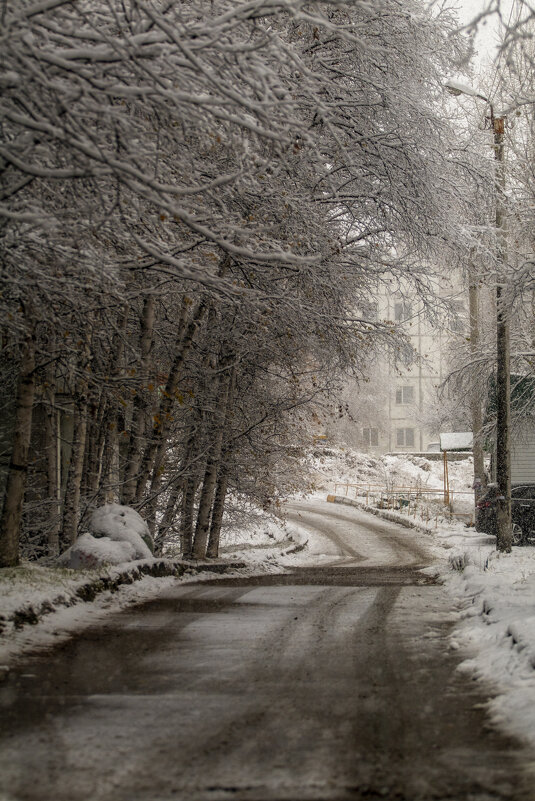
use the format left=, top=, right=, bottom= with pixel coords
left=440, top=432, right=473, bottom=451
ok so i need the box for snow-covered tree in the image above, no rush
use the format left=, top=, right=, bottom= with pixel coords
left=1, top=0, right=475, bottom=565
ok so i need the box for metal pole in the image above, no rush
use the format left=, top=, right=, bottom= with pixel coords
left=443, top=450, right=449, bottom=505
left=493, top=114, right=512, bottom=552
left=468, top=261, right=486, bottom=503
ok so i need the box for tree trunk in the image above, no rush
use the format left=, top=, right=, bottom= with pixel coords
left=61, top=327, right=92, bottom=549
left=0, top=331, right=36, bottom=567
left=99, top=407, right=120, bottom=505
left=180, top=475, right=198, bottom=559
left=61, top=396, right=89, bottom=548
left=468, top=269, right=486, bottom=505
left=145, top=469, right=163, bottom=538
left=122, top=295, right=156, bottom=505
left=206, top=461, right=230, bottom=559
left=493, top=119, right=512, bottom=553
left=121, top=295, right=156, bottom=506
left=84, top=390, right=105, bottom=498
left=98, top=304, right=128, bottom=504
left=43, top=359, right=60, bottom=557
left=154, top=476, right=183, bottom=555
left=192, top=363, right=236, bottom=559
left=135, top=296, right=207, bottom=501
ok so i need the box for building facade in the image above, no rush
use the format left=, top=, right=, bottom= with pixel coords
left=356, top=275, right=465, bottom=454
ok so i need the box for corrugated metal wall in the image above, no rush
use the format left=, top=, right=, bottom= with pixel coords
left=511, top=423, right=535, bottom=484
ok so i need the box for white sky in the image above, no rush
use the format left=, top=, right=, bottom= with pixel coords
left=454, top=0, right=519, bottom=65
left=454, top=0, right=501, bottom=64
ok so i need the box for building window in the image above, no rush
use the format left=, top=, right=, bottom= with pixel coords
left=396, top=428, right=415, bottom=448
left=395, top=385, right=414, bottom=405
left=362, top=302, right=378, bottom=322
left=449, top=299, right=466, bottom=333
left=394, top=301, right=411, bottom=322
left=363, top=427, right=379, bottom=447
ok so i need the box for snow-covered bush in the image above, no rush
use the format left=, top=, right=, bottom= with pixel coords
left=88, top=505, right=153, bottom=558
left=58, top=533, right=138, bottom=570
left=57, top=505, right=153, bottom=569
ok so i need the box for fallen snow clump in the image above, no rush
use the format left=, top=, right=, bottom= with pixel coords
left=59, top=504, right=153, bottom=568
left=58, top=532, right=139, bottom=569
left=89, top=504, right=153, bottom=554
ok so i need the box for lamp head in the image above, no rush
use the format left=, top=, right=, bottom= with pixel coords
left=444, top=79, right=489, bottom=104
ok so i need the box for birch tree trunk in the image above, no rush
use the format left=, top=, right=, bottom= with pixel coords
left=0, top=330, right=36, bottom=567
left=206, top=461, right=230, bottom=559
left=180, top=475, right=198, bottom=559
left=61, top=396, right=89, bottom=548
left=43, top=356, right=60, bottom=557
left=154, top=476, right=183, bottom=554
left=122, top=295, right=156, bottom=505
left=135, top=296, right=207, bottom=502
left=192, top=363, right=236, bottom=559
left=61, top=327, right=92, bottom=548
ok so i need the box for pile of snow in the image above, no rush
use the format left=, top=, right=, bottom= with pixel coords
left=89, top=504, right=154, bottom=553
left=59, top=504, right=153, bottom=569
left=220, top=516, right=308, bottom=563
left=58, top=533, right=141, bottom=570
left=442, top=540, right=535, bottom=748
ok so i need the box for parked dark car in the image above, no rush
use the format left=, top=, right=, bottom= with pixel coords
left=476, top=483, right=535, bottom=545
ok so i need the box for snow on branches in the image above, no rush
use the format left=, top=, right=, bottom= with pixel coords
left=0, top=1, right=475, bottom=564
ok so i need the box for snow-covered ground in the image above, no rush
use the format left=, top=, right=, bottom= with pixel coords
left=299, top=447, right=535, bottom=750
left=0, top=567, right=179, bottom=669
left=2, top=446, right=535, bottom=750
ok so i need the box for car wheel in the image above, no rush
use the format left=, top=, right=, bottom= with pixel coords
left=512, top=523, right=524, bottom=545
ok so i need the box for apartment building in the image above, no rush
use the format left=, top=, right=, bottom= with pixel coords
left=358, top=275, right=464, bottom=454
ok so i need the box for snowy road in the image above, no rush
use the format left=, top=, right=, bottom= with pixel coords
left=1, top=500, right=534, bottom=801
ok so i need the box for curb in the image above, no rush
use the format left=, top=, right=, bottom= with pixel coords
left=0, top=558, right=246, bottom=636
left=327, top=494, right=433, bottom=535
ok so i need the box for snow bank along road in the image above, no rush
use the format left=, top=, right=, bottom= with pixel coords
left=1, top=501, right=534, bottom=801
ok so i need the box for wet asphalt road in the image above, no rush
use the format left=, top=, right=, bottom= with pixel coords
left=1, top=500, right=534, bottom=801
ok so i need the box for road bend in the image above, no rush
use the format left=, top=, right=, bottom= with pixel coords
left=1, top=499, right=534, bottom=801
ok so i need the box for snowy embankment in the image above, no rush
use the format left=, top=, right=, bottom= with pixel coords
left=312, top=446, right=535, bottom=749
left=444, top=542, right=535, bottom=747
left=0, top=559, right=250, bottom=666
left=0, top=505, right=307, bottom=667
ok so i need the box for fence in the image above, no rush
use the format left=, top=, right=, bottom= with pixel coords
left=332, top=482, right=474, bottom=527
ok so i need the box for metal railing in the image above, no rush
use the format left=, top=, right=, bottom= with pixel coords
left=332, top=482, right=474, bottom=527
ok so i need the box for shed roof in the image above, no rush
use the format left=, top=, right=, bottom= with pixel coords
left=440, top=432, right=473, bottom=451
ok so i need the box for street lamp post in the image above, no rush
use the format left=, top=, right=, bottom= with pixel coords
left=493, top=112, right=512, bottom=552
left=446, top=81, right=512, bottom=551
left=468, top=254, right=486, bottom=501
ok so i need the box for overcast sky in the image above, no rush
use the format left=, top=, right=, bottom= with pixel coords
left=454, top=0, right=500, bottom=63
